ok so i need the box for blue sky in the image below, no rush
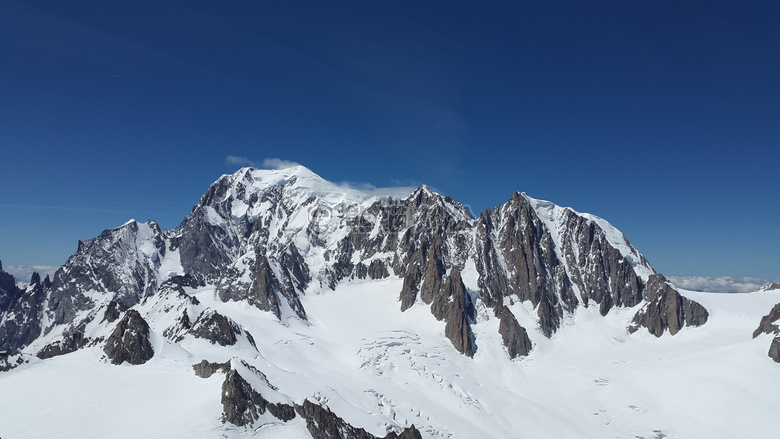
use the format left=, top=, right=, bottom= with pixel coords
left=1, top=1, right=778, bottom=283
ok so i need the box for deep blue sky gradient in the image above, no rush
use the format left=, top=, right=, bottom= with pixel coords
left=1, top=1, right=778, bottom=280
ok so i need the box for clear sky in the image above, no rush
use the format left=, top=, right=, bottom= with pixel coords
left=1, top=1, right=778, bottom=284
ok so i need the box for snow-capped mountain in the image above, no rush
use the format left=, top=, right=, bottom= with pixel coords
left=2, top=165, right=777, bottom=438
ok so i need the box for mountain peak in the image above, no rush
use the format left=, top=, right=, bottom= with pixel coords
left=241, top=163, right=320, bottom=179
left=412, top=183, right=435, bottom=195
left=231, top=165, right=327, bottom=191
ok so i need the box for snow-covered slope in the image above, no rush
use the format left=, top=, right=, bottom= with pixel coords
left=1, top=279, right=779, bottom=438
left=3, top=164, right=767, bottom=438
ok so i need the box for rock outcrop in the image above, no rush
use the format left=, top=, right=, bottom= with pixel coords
left=0, top=260, right=16, bottom=297
left=103, top=309, right=154, bottom=365
left=37, top=330, right=89, bottom=359
left=192, top=359, right=231, bottom=378
left=418, top=262, right=475, bottom=357
left=0, top=270, right=46, bottom=354
left=494, top=304, right=532, bottom=358
left=295, top=399, right=423, bottom=439
left=753, top=303, right=780, bottom=338
left=769, top=336, right=780, bottom=363
left=189, top=310, right=243, bottom=347
left=0, top=353, right=28, bottom=372
left=220, top=368, right=295, bottom=426
left=629, top=275, right=709, bottom=336
left=752, top=303, right=780, bottom=364
left=101, top=300, right=128, bottom=323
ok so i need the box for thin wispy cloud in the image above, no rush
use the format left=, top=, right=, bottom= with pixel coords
left=226, top=155, right=259, bottom=167
left=337, top=181, right=416, bottom=198
left=668, top=275, right=773, bottom=293
left=225, top=156, right=302, bottom=170
left=262, top=158, right=301, bottom=170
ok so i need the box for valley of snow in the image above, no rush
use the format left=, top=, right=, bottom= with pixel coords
left=2, top=277, right=779, bottom=439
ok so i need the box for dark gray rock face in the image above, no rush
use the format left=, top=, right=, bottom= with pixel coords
left=629, top=275, right=709, bottom=336
left=0, top=260, right=16, bottom=299
left=223, top=250, right=308, bottom=322
left=0, top=354, right=28, bottom=372
left=163, top=310, right=192, bottom=342
left=752, top=303, right=780, bottom=363
left=556, top=210, right=644, bottom=313
left=160, top=307, right=189, bottom=338
left=395, top=426, right=423, bottom=439
left=368, top=259, right=390, bottom=279
left=0, top=270, right=46, bottom=354
left=396, top=241, right=476, bottom=355
left=441, top=268, right=476, bottom=357
left=104, top=309, right=154, bottom=365
left=47, top=220, right=166, bottom=327
left=188, top=310, right=242, bottom=347
left=494, top=304, right=532, bottom=358
left=475, top=193, right=570, bottom=333
left=474, top=192, right=649, bottom=337
left=769, top=335, right=780, bottom=363
left=173, top=209, right=236, bottom=276
left=295, top=399, right=423, bottom=439
left=0, top=264, right=20, bottom=316
left=221, top=369, right=296, bottom=426
left=101, top=300, right=128, bottom=323
left=753, top=303, right=780, bottom=338
left=217, top=255, right=291, bottom=319
left=192, top=359, right=231, bottom=378
left=37, top=331, right=89, bottom=359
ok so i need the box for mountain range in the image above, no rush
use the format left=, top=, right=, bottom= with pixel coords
left=1, top=165, right=778, bottom=438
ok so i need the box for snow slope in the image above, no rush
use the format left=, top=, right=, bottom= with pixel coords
left=2, top=282, right=779, bottom=439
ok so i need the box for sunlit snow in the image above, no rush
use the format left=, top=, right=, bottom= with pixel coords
left=2, top=279, right=779, bottom=438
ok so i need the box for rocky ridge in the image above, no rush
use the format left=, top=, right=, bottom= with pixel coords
left=629, top=274, right=709, bottom=336
left=103, top=309, right=154, bottom=365
left=754, top=302, right=780, bottom=363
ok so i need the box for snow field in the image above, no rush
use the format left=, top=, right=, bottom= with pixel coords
left=2, top=281, right=780, bottom=438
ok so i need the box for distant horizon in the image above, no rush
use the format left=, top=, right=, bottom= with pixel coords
left=2, top=2, right=778, bottom=282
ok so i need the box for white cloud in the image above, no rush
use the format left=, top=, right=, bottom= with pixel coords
left=668, top=275, right=773, bottom=293
left=262, top=158, right=301, bottom=170
left=225, top=156, right=303, bottom=170
left=225, top=155, right=258, bottom=167
left=337, top=181, right=417, bottom=199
